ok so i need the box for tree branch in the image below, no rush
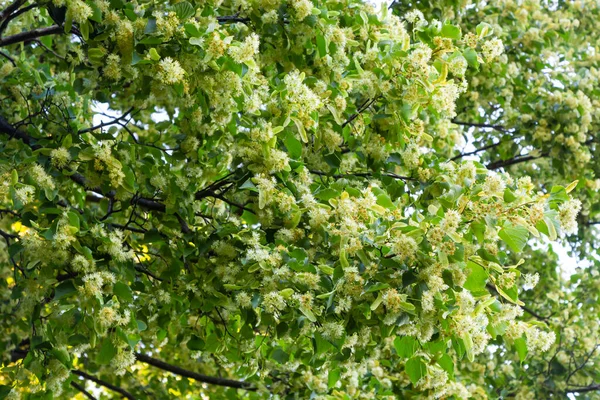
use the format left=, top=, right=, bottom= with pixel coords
left=342, top=97, right=379, bottom=128
left=451, top=141, right=503, bottom=161
left=566, top=384, right=600, bottom=393
left=0, top=0, right=26, bottom=22
left=487, top=153, right=548, bottom=170
left=70, top=381, right=98, bottom=400
left=0, top=25, right=67, bottom=47
left=0, top=3, right=37, bottom=37
left=11, top=348, right=135, bottom=399
left=71, top=370, right=136, bottom=400
left=110, top=223, right=147, bottom=234
left=0, top=49, right=15, bottom=66
left=0, top=114, right=38, bottom=147
left=310, top=170, right=419, bottom=182
left=135, top=352, right=257, bottom=391
left=451, top=119, right=508, bottom=133
left=0, top=114, right=244, bottom=216
left=78, top=108, right=134, bottom=134
left=217, top=15, right=250, bottom=24
left=0, top=229, right=18, bottom=240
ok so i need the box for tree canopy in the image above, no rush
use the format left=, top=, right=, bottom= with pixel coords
left=1, top=0, right=599, bottom=398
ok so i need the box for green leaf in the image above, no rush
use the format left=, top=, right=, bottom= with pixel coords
left=189, top=37, right=204, bottom=46
left=316, top=34, right=327, bottom=57
left=463, top=261, right=488, bottom=293
left=314, top=332, right=333, bottom=355
left=545, top=216, right=558, bottom=240
left=283, top=131, right=302, bottom=159
left=462, top=332, right=474, bottom=362
left=476, top=22, right=493, bottom=37
left=173, top=1, right=195, bottom=20
left=364, top=282, right=389, bottom=293
left=62, top=134, right=73, bottom=148
left=269, top=347, right=289, bottom=363
left=292, top=117, right=308, bottom=143
left=394, top=336, right=419, bottom=359
left=80, top=21, right=90, bottom=41
left=515, top=336, right=528, bottom=363
left=148, top=48, right=160, bottom=61
left=441, top=23, right=461, bottom=40
left=187, top=335, right=205, bottom=350
left=144, top=18, right=157, bottom=34
left=123, top=8, right=137, bottom=21
left=464, top=48, right=479, bottom=70
left=96, top=338, right=116, bottom=365
left=549, top=185, right=569, bottom=204
left=137, top=320, right=148, bottom=331
left=328, top=368, right=341, bottom=389
left=241, top=210, right=259, bottom=225
left=499, top=224, right=529, bottom=252
left=67, top=211, right=80, bottom=232
left=68, top=334, right=88, bottom=346
left=437, top=353, right=454, bottom=379
left=54, top=280, right=76, bottom=300
left=405, top=356, right=427, bottom=384
left=185, top=23, right=201, bottom=37
left=376, top=193, right=395, bottom=210
left=113, top=282, right=133, bottom=302
left=0, top=385, right=12, bottom=399
left=495, top=285, right=524, bottom=306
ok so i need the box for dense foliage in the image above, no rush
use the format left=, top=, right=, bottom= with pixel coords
left=0, top=0, right=599, bottom=398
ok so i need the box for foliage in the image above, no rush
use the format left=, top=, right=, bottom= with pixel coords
left=0, top=0, right=598, bottom=398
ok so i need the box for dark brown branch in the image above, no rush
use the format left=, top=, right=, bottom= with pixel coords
left=110, top=223, right=147, bottom=234
left=310, top=170, right=419, bottom=182
left=134, top=264, right=163, bottom=281
left=0, top=229, right=18, bottom=240
left=176, top=213, right=192, bottom=234
left=0, top=25, right=65, bottom=47
left=566, top=343, right=600, bottom=387
left=0, top=208, right=20, bottom=217
left=566, top=384, right=600, bottom=393
left=0, top=114, right=168, bottom=211
left=451, top=119, right=508, bottom=133
left=451, top=141, right=503, bottom=161
left=342, top=97, right=379, bottom=128
left=0, top=49, right=15, bottom=65
left=71, top=370, right=136, bottom=400
left=487, top=153, right=548, bottom=170
left=0, top=114, right=38, bottom=147
left=217, top=15, right=250, bottom=24
left=0, top=3, right=37, bottom=37
left=135, top=352, right=257, bottom=391
left=78, top=107, right=134, bottom=134
left=211, top=193, right=253, bottom=213
left=70, top=381, right=97, bottom=400
left=0, top=0, right=26, bottom=22
left=0, top=114, right=243, bottom=215
left=32, top=39, right=65, bottom=60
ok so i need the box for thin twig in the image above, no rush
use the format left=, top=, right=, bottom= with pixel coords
left=0, top=49, right=15, bottom=65
left=78, top=107, right=134, bottom=134
left=71, top=370, right=136, bottom=400
left=70, top=381, right=97, bottom=400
